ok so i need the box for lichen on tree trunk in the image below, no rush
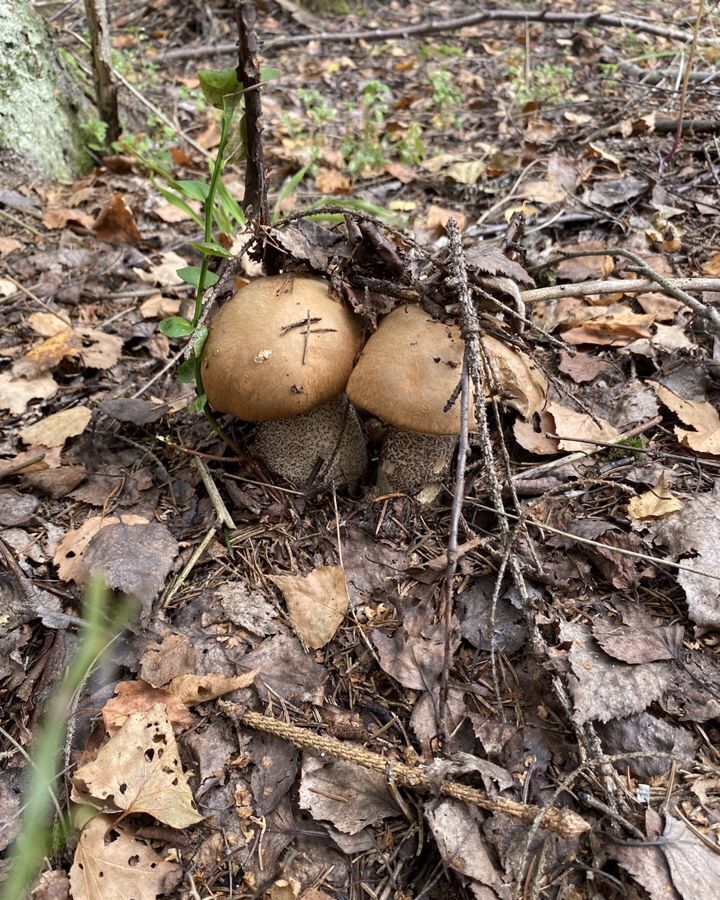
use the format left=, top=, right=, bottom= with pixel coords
left=0, top=0, right=89, bottom=182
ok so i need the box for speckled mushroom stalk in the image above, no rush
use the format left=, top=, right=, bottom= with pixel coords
left=201, top=275, right=367, bottom=487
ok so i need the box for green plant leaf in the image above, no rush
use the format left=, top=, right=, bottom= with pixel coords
left=213, top=172, right=246, bottom=227
left=177, top=266, right=219, bottom=289
left=260, top=66, right=281, bottom=82
left=193, top=325, right=208, bottom=357
left=158, top=316, right=194, bottom=338
left=176, top=179, right=211, bottom=202
left=177, top=357, right=198, bottom=383
left=191, top=392, right=208, bottom=413
left=273, top=163, right=310, bottom=221
left=190, top=240, right=231, bottom=258
left=154, top=185, right=204, bottom=228
left=198, top=67, right=243, bottom=109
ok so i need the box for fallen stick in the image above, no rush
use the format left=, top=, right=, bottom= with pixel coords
left=222, top=705, right=591, bottom=838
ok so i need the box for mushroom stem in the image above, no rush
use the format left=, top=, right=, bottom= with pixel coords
left=252, top=396, right=367, bottom=488
left=377, top=429, right=458, bottom=493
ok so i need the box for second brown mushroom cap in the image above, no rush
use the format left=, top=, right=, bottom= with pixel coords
left=346, top=304, right=547, bottom=492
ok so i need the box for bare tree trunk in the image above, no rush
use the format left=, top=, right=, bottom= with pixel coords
left=0, top=0, right=89, bottom=182
left=83, top=0, right=120, bottom=145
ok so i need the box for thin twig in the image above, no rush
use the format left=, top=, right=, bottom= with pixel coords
left=157, top=9, right=715, bottom=61
left=466, top=501, right=720, bottom=583
left=520, top=276, right=720, bottom=305
left=530, top=248, right=720, bottom=333
left=663, top=0, right=705, bottom=165
left=193, top=457, right=236, bottom=529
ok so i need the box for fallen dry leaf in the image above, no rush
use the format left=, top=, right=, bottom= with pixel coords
left=483, top=334, right=547, bottom=418
left=27, top=310, right=72, bottom=336
left=70, top=814, right=182, bottom=900
left=42, top=207, right=94, bottom=230
left=75, top=327, right=124, bottom=369
left=0, top=371, right=58, bottom=414
left=138, top=293, right=182, bottom=319
left=425, top=799, right=507, bottom=895
left=0, top=236, right=22, bottom=255
left=422, top=204, right=467, bottom=236
left=627, top=472, right=682, bottom=520
left=139, top=631, right=196, bottom=687
left=561, top=621, right=672, bottom=724
left=73, top=704, right=204, bottom=827
left=299, top=754, right=398, bottom=834
left=561, top=309, right=654, bottom=346
left=654, top=488, right=720, bottom=628
left=661, top=814, right=720, bottom=900
left=314, top=168, right=351, bottom=194
left=270, top=566, right=349, bottom=649
left=82, top=521, right=179, bottom=610
left=134, top=250, right=188, bottom=286
left=93, top=192, right=141, bottom=244
left=546, top=403, right=619, bottom=453
left=513, top=410, right=560, bottom=455
left=167, top=670, right=258, bottom=705
left=102, top=680, right=195, bottom=735
left=153, top=200, right=194, bottom=223
left=650, top=382, right=720, bottom=455
left=13, top=328, right=80, bottom=377
left=518, top=178, right=566, bottom=204
left=558, top=349, right=608, bottom=383
left=54, top=514, right=148, bottom=583
left=20, top=405, right=92, bottom=448
left=555, top=241, right=612, bottom=280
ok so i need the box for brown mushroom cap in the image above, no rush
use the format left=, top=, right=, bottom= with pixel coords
left=346, top=304, right=547, bottom=435
left=346, top=304, right=468, bottom=435
left=201, top=275, right=363, bottom=421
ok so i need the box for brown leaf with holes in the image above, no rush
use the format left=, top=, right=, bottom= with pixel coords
left=83, top=522, right=179, bottom=611
left=54, top=514, right=148, bottom=583
left=102, top=680, right=195, bottom=735
left=70, top=814, right=182, bottom=900
left=72, top=704, right=204, bottom=827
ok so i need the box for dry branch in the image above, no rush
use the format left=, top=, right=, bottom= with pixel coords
left=224, top=706, right=590, bottom=838
left=158, top=9, right=714, bottom=62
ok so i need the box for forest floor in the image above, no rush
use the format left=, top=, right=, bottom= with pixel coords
left=2, top=1, right=720, bottom=899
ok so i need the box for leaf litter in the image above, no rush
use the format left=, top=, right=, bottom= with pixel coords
left=2, top=1, right=720, bottom=899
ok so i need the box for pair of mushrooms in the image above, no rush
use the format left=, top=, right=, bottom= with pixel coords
left=201, top=275, right=546, bottom=492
